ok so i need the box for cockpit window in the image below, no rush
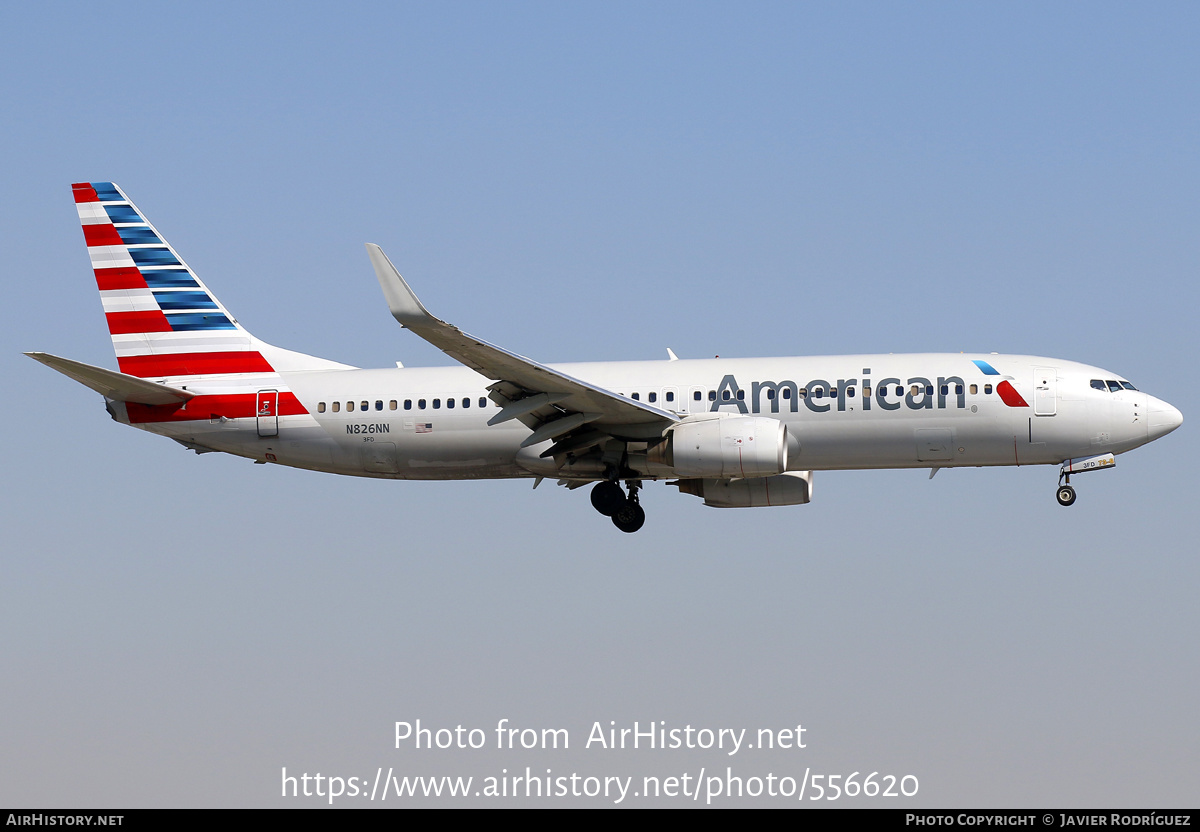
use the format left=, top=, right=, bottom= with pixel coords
left=1106, top=380, right=1122, bottom=393
left=1121, top=382, right=1137, bottom=391
left=1090, top=379, right=1106, bottom=391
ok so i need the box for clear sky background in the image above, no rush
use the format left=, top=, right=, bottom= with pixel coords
left=2, top=1, right=1197, bottom=807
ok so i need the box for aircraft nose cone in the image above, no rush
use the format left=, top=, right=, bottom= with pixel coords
left=1147, top=398, right=1183, bottom=441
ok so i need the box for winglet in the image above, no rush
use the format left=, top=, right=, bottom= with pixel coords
left=366, top=243, right=432, bottom=327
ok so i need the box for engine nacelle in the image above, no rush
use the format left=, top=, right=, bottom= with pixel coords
left=659, top=416, right=789, bottom=479
left=677, top=471, right=814, bottom=508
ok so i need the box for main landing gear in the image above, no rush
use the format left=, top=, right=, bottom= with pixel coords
left=591, top=480, right=646, bottom=533
left=1056, top=468, right=1077, bottom=507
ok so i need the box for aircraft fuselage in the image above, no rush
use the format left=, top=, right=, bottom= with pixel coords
left=109, top=353, right=1177, bottom=481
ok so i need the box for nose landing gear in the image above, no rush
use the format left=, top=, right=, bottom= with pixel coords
left=1056, top=468, right=1077, bottom=506
left=1053, top=453, right=1117, bottom=506
left=591, top=480, right=646, bottom=532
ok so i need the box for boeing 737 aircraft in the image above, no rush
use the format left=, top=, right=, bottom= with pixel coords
left=29, top=182, right=1184, bottom=532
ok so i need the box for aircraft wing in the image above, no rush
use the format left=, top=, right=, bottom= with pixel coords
left=26, top=352, right=195, bottom=405
left=367, top=244, right=678, bottom=447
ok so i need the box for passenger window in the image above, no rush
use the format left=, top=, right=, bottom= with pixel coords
left=418, top=399, right=426, bottom=410
left=895, top=386, right=903, bottom=396
left=984, top=384, right=993, bottom=395
left=317, top=402, right=326, bottom=413
left=462, top=397, right=470, bottom=408
left=347, top=401, right=355, bottom=412
left=925, top=385, right=933, bottom=396
left=332, top=401, right=340, bottom=413
left=767, top=389, right=776, bottom=400
left=361, top=401, right=368, bottom=411
left=940, top=385, right=948, bottom=396
left=632, top=392, right=640, bottom=401
left=846, top=387, right=855, bottom=397
left=404, top=399, right=412, bottom=410
left=694, top=391, right=702, bottom=401
left=814, top=389, right=824, bottom=399
left=478, top=397, right=487, bottom=408
left=665, top=391, right=674, bottom=402
left=910, top=385, right=920, bottom=396
left=783, top=388, right=792, bottom=399
left=389, top=400, right=397, bottom=410
left=798, top=388, right=807, bottom=398
left=709, top=390, right=716, bottom=401
left=736, top=390, right=745, bottom=400
left=1091, top=379, right=1106, bottom=391
left=1106, top=380, right=1121, bottom=392
left=862, top=385, right=871, bottom=397
left=969, top=384, right=978, bottom=395
left=722, top=391, right=731, bottom=401
left=375, top=400, right=383, bottom=411
left=955, top=384, right=964, bottom=395
left=433, top=398, right=441, bottom=409
left=648, top=392, right=657, bottom=403
left=447, top=397, right=455, bottom=409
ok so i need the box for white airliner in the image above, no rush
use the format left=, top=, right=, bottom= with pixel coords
left=29, top=182, right=1183, bottom=532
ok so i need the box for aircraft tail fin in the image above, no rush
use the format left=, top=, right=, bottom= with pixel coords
left=71, top=182, right=351, bottom=379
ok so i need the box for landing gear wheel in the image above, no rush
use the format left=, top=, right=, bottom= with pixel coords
left=1056, top=485, right=1077, bottom=506
left=590, top=481, right=626, bottom=516
left=612, top=501, right=646, bottom=533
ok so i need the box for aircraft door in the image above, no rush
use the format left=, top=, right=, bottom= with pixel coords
left=1033, top=367, right=1057, bottom=416
left=256, top=389, right=279, bottom=437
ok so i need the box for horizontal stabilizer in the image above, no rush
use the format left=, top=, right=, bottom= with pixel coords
left=26, top=352, right=195, bottom=405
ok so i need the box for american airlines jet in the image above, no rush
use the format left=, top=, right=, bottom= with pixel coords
left=29, top=182, right=1184, bottom=532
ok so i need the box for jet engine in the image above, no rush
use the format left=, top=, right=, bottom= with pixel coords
left=676, top=470, right=814, bottom=508
left=650, top=416, right=789, bottom=478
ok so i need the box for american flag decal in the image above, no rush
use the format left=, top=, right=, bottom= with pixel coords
left=415, top=423, right=433, bottom=433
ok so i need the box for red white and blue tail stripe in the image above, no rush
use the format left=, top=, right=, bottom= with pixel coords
left=72, top=182, right=350, bottom=426
left=73, top=181, right=280, bottom=380
left=74, top=181, right=349, bottom=380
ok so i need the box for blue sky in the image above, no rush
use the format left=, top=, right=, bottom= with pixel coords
left=2, top=2, right=1197, bottom=806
